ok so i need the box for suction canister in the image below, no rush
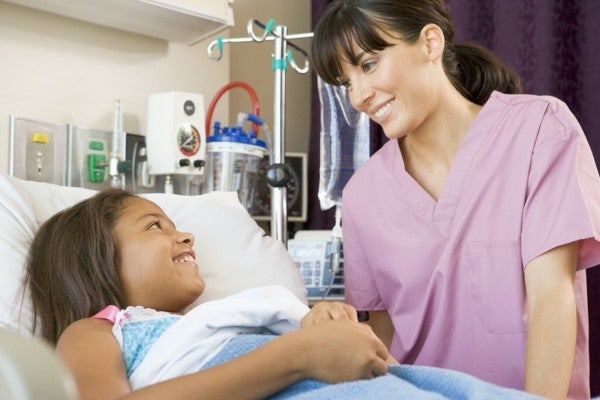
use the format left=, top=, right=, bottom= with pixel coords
left=203, top=121, right=267, bottom=210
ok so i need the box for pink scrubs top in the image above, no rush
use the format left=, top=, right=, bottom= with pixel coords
left=342, top=91, right=600, bottom=399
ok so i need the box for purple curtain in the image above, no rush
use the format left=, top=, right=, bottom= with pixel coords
left=446, top=0, right=600, bottom=163
left=309, top=0, right=600, bottom=393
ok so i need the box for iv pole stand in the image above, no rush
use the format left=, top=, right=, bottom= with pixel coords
left=207, top=20, right=313, bottom=246
left=272, top=24, right=288, bottom=245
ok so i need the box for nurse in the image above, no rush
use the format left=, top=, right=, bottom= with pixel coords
left=308, top=0, right=600, bottom=399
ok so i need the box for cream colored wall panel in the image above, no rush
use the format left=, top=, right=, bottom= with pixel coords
left=0, top=2, right=230, bottom=174
left=3, top=0, right=234, bottom=45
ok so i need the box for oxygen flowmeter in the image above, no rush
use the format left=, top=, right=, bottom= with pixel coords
left=146, top=92, right=207, bottom=179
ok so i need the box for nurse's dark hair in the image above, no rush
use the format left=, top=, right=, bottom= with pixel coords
left=311, top=0, right=522, bottom=105
left=24, top=188, right=137, bottom=345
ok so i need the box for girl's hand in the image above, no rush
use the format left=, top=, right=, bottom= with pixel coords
left=290, top=319, right=389, bottom=382
left=301, top=301, right=358, bottom=327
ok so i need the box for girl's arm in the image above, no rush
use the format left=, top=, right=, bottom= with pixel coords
left=56, top=316, right=389, bottom=400
left=523, top=241, right=578, bottom=399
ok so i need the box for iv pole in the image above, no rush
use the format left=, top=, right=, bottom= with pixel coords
left=207, top=19, right=313, bottom=246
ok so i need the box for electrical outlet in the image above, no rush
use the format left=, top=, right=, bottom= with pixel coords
left=9, top=116, right=68, bottom=185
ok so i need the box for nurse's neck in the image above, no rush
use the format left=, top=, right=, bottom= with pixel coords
left=400, top=98, right=482, bottom=200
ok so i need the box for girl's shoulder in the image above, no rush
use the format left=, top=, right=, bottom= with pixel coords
left=56, top=317, right=116, bottom=352
left=55, top=317, right=132, bottom=398
left=57, top=305, right=177, bottom=347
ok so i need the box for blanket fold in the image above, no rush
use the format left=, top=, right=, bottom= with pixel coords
left=129, top=285, right=309, bottom=389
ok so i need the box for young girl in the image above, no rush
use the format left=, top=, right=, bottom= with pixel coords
left=24, top=188, right=541, bottom=399
left=310, top=1, right=600, bottom=399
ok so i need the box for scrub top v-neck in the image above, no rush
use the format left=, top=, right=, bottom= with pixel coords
left=392, top=95, right=504, bottom=238
left=341, top=91, right=600, bottom=399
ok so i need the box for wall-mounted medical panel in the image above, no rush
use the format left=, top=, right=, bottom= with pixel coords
left=125, top=133, right=202, bottom=195
left=67, top=125, right=112, bottom=191
left=250, top=152, right=308, bottom=222
left=125, top=133, right=160, bottom=194
left=8, top=116, right=68, bottom=186
left=146, top=91, right=206, bottom=177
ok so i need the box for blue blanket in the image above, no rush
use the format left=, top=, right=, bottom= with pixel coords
left=201, top=334, right=541, bottom=399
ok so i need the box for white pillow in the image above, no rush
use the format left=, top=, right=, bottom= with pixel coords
left=0, top=173, right=307, bottom=334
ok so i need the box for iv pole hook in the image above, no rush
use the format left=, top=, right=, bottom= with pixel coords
left=287, top=50, right=310, bottom=74
left=247, top=18, right=275, bottom=42
left=206, top=36, right=223, bottom=61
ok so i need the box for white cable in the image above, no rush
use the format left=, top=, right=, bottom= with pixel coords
left=321, top=204, right=343, bottom=301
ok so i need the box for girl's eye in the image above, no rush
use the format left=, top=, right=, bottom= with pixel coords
left=148, top=221, right=161, bottom=230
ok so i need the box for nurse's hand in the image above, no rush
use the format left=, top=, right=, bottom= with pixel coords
left=302, top=301, right=358, bottom=327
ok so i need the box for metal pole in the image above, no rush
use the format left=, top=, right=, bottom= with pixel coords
left=271, top=24, right=288, bottom=245
left=206, top=22, right=313, bottom=246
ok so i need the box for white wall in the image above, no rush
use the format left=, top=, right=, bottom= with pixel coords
left=0, top=0, right=312, bottom=174
left=228, top=0, right=312, bottom=155
left=0, top=1, right=231, bottom=173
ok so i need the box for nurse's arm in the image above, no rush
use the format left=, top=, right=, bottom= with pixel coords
left=523, top=241, right=578, bottom=399
left=363, top=310, right=399, bottom=364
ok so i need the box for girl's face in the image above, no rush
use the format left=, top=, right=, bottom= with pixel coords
left=114, top=197, right=205, bottom=312
left=338, top=29, right=441, bottom=139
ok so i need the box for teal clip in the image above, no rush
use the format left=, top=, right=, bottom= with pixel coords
left=216, top=36, right=223, bottom=52
left=272, top=58, right=287, bottom=71
left=265, top=18, right=275, bottom=34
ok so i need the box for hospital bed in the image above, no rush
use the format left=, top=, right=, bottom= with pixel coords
left=0, top=173, right=307, bottom=399
left=0, top=173, right=562, bottom=400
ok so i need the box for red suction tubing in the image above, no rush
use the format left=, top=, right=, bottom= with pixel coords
left=205, top=81, right=260, bottom=135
